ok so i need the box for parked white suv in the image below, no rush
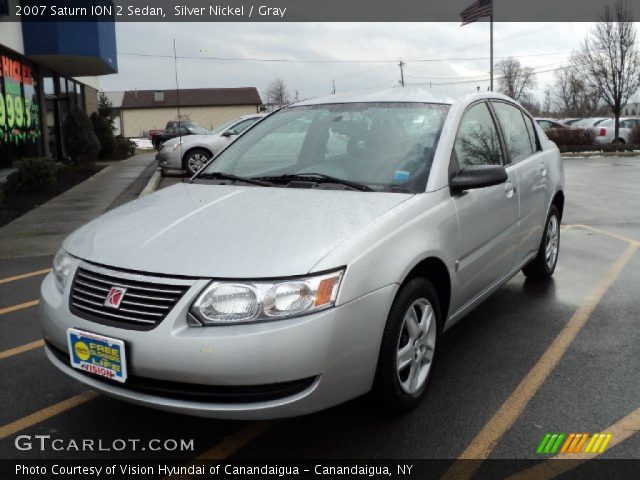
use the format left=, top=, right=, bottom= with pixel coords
left=40, top=88, right=564, bottom=419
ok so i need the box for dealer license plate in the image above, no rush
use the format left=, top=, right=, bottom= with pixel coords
left=67, top=328, right=128, bottom=383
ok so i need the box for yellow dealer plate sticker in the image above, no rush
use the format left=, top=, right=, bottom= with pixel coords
left=67, top=328, right=127, bottom=383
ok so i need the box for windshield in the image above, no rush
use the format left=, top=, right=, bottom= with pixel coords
left=187, top=126, right=211, bottom=135
left=600, top=119, right=614, bottom=127
left=199, top=103, right=449, bottom=193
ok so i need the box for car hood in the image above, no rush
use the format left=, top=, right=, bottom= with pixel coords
left=64, top=183, right=413, bottom=278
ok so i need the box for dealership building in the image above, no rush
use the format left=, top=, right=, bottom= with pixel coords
left=0, top=9, right=117, bottom=169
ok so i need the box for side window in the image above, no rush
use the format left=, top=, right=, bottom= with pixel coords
left=231, top=118, right=258, bottom=135
left=454, top=102, right=503, bottom=168
left=492, top=102, right=535, bottom=163
left=538, top=120, right=551, bottom=131
left=524, top=115, right=540, bottom=151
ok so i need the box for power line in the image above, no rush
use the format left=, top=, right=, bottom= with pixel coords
left=117, top=50, right=569, bottom=65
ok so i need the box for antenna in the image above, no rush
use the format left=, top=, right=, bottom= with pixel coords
left=398, top=61, right=405, bottom=87
left=174, top=38, right=181, bottom=127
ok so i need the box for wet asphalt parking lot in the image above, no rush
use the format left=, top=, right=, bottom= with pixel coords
left=1, top=157, right=639, bottom=478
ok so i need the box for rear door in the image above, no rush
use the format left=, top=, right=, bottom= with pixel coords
left=491, top=101, right=549, bottom=263
left=451, top=101, right=519, bottom=308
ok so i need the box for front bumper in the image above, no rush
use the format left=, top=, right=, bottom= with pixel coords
left=39, top=269, right=396, bottom=419
left=156, top=148, right=181, bottom=170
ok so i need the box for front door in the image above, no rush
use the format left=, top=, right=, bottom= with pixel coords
left=451, top=101, right=519, bottom=308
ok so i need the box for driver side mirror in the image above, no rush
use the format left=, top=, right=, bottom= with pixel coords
left=450, top=165, right=508, bottom=193
left=221, top=129, right=236, bottom=137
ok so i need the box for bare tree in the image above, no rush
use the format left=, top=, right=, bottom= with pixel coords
left=265, top=78, right=291, bottom=106
left=543, top=88, right=553, bottom=115
left=554, top=66, right=603, bottom=117
left=495, top=57, right=536, bottom=102
left=573, top=1, right=640, bottom=142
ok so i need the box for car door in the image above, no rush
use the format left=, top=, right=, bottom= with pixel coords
left=491, top=101, right=548, bottom=264
left=619, top=119, right=636, bottom=142
left=451, top=101, right=519, bottom=308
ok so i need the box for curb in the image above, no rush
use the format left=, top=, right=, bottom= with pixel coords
left=139, top=168, right=162, bottom=197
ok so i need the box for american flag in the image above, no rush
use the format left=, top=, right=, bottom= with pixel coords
left=460, top=0, right=492, bottom=26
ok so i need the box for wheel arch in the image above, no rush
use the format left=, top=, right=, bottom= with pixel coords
left=182, top=146, right=214, bottom=169
left=402, top=256, right=452, bottom=327
left=551, top=189, right=565, bottom=220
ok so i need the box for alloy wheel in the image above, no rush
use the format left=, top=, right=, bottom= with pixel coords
left=396, top=298, right=437, bottom=395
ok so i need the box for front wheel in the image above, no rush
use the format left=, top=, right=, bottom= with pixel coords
left=374, top=277, right=440, bottom=412
left=183, top=149, right=212, bottom=176
left=522, top=205, right=560, bottom=281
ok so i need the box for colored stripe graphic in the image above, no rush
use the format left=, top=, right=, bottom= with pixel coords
left=537, top=433, right=565, bottom=454
left=539, top=433, right=612, bottom=455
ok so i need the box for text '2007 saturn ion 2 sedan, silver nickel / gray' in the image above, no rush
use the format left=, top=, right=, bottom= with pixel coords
left=40, top=87, right=564, bottom=419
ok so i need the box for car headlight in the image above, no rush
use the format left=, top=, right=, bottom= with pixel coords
left=189, top=269, right=344, bottom=326
left=53, top=248, right=74, bottom=293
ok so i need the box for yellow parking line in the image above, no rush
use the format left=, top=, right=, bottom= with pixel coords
left=441, top=243, right=637, bottom=480
left=0, top=339, right=44, bottom=360
left=167, top=421, right=277, bottom=480
left=0, top=268, right=51, bottom=285
left=0, top=391, right=99, bottom=440
left=507, top=407, right=640, bottom=479
left=0, top=300, right=39, bottom=316
left=571, top=224, right=640, bottom=247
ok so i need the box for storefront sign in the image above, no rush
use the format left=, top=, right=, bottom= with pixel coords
left=0, top=54, right=41, bottom=147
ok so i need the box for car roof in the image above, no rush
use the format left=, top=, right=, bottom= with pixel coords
left=292, top=86, right=515, bottom=107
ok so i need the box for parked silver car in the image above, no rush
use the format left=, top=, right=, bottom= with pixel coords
left=40, top=88, right=564, bottom=419
left=156, top=114, right=265, bottom=175
left=593, top=117, right=640, bottom=144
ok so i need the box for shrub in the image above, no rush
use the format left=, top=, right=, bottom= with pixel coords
left=62, top=108, right=100, bottom=164
left=7, top=158, right=57, bottom=192
left=90, top=112, right=116, bottom=158
left=630, top=125, right=640, bottom=145
left=546, top=128, right=595, bottom=147
left=113, top=136, right=137, bottom=159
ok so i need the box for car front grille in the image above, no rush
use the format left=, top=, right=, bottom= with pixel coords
left=70, top=265, right=194, bottom=330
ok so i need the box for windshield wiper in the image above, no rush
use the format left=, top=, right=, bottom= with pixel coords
left=256, top=173, right=374, bottom=192
left=197, top=172, right=273, bottom=187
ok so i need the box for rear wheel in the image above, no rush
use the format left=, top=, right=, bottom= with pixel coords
left=183, top=149, right=212, bottom=176
left=522, top=205, right=560, bottom=280
left=374, top=277, right=440, bottom=412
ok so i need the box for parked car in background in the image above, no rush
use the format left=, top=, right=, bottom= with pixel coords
left=594, top=117, right=640, bottom=144
left=571, top=117, right=609, bottom=128
left=149, top=120, right=199, bottom=148
left=157, top=114, right=265, bottom=175
left=561, top=118, right=581, bottom=125
left=152, top=123, right=211, bottom=150
left=535, top=118, right=569, bottom=132
left=41, top=88, right=564, bottom=419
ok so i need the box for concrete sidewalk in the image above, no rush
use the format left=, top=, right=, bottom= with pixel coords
left=0, top=153, right=156, bottom=259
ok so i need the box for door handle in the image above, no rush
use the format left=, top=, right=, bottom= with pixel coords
left=540, top=163, right=547, bottom=177
left=505, top=181, right=516, bottom=197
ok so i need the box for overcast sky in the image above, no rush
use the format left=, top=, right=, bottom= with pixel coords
left=101, top=22, right=603, bottom=103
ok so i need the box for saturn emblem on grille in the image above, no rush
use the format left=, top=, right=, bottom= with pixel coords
left=105, top=287, right=127, bottom=309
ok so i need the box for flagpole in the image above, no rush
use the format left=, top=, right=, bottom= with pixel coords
left=489, top=2, right=494, bottom=91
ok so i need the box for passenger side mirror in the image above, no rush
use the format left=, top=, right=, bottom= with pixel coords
left=221, top=129, right=236, bottom=137
left=450, top=165, right=508, bottom=193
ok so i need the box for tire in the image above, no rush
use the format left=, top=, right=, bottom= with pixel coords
left=183, top=149, right=212, bottom=176
left=522, top=205, right=560, bottom=281
left=374, top=277, right=441, bottom=412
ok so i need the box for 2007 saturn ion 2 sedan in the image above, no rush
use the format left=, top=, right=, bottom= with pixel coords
left=40, top=88, right=564, bottom=419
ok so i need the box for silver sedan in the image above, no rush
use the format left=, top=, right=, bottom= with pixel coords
left=40, top=88, right=564, bottom=419
left=156, top=114, right=265, bottom=175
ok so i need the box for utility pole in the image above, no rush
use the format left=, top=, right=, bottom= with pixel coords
left=295, top=90, right=299, bottom=102
left=398, top=61, right=405, bottom=87
left=332, top=79, right=336, bottom=94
